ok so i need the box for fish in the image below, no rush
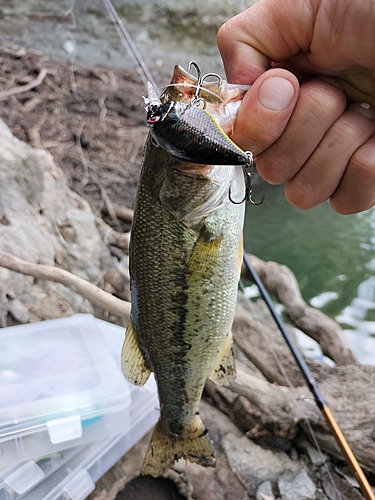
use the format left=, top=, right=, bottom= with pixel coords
left=121, top=64, right=249, bottom=476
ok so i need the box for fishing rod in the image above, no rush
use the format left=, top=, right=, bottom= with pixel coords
left=243, top=253, right=375, bottom=500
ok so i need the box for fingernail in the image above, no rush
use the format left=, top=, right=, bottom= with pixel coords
left=259, top=77, right=295, bottom=111
left=348, top=102, right=375, bottom=119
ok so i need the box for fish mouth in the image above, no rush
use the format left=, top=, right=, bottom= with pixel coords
left=176, top=164, right=213, bottom=176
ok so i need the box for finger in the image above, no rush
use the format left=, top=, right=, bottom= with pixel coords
left=330, top=133, right=375, bottom=215
left=231, top=69, right=299, bottom=155
left=217, top=0, right=314, bottom=84
left=284, top=103, right=375, bottom=210
left=255, top=78, right=347, bottom=183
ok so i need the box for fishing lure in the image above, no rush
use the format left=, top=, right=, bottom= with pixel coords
left=146, top=100, right=249, bottom=166
left=144, top=62, right=264, bottom=205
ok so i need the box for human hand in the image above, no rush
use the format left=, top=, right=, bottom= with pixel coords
left=217, top=0, right=375, bottom=214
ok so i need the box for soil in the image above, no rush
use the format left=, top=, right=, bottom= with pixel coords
left=0, top=44, right=146, bottom=233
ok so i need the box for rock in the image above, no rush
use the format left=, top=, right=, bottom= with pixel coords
left=322, top=471, right=363, bottom=500
left=222, top=433, right=299, bottom=488
left=278, top=469, right=316, bottom=500
left=256, top=481, right=275, bottom=500
left=0, top=119, right=118, bottom=324
left=298, top=438, right=329, bottom=466
left=7, top=296, right=30, bottom=323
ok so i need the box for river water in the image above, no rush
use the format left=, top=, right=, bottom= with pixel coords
left=243, top=184, right=375, bottom=365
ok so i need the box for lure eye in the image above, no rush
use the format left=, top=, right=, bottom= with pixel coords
left=147, top=115, right=161, bottom=124
left=147, top=102, right=175, bottom=125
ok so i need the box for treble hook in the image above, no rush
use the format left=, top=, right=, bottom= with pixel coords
left=228, top=152, right=265, bottom=205
left=187, top=61, right=223, bottom=109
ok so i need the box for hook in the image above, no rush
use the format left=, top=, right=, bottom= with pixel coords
left=201, top=72, right=223, bottom=89
left=187, top=61, right=201, bottom=79
left=187, top=61, right=204, bottom=107
left=228, top=152, right=265, bottom=205
left=187, top=62, right=223, bottom=109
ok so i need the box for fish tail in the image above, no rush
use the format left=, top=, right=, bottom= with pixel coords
left=141, top=418, right=216, bottom=477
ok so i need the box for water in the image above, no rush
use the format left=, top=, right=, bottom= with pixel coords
left=243, top=184, right=375, bottom=364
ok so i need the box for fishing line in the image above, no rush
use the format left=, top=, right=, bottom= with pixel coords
left=242, top=253, right=375, bottom=500
left=102, top=0, right=158, bottom=92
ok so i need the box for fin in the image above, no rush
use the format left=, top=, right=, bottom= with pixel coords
left=141, top=418, right=216, bottom=477
left=187, top=225, right=223, bottom=282
left=121, top=320, right=151, bottom=386
left=209, top=333, right=236, bottom=385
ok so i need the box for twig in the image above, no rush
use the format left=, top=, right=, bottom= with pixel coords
left=75, top=120, right=89, bottom=186
left=95, top=217, right=130, bottom=251
left=0, top=250, right=131, bottom=318
left=0, top=68, right=48, bottom=101
left=99, top=93, right=108, bottom=133
left=27, top=111, right=48, bottom=148
left=104, top=193, right=120, bottom=226
left=102, top=203, right=134, bottom=222
left=69, top=57, right=86, bottom=110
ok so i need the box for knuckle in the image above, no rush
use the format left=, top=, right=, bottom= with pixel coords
left=300, top=80, right=346, bottom=119
left=284, top=180, right=319, bottom=210
left=330, top=146, right=375, bottom=215
left=257, top=152, right=297, bottom=184
left=216, top=23, right=229, bottom=47
left=350, top=149, right=375, bottom=181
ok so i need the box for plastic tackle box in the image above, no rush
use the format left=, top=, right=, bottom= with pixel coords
left=0, top=315, right=133, bottom=468
left=0, top=315, right=159, bottom=500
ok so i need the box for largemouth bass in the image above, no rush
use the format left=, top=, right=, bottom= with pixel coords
left=122, top=64, right=249, bottom=476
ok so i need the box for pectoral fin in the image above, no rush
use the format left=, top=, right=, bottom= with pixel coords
left=209, top=333, right=236, bottom=385
left=187, top=225, right=223, bottom=281
left=121, top=320, right=151, bottom=386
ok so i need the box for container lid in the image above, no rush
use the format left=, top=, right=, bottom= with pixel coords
left=0, top=318, right=159, bottom=500
left=0, top=315, right=131, bottom=468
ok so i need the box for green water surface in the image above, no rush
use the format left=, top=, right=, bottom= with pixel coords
left=243, top=184, right=375, bottom=363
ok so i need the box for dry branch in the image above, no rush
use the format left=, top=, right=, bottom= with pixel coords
left=0, top=68, right=48, bottom=100
left=205, top=359, right=375, bottom=472
left=0, top=250, right=131, bottom=318
left=95, top=217, right=131, bottom=251
left=242, top=253, right=357, bottom=365
left=102, top=203, right=134, bottom=222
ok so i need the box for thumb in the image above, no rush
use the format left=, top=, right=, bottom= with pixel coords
left=231, top=69, right=299, bottom=155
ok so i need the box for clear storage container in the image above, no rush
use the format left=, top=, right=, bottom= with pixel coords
left=0, top=315, right=132, bottom=468
left=0, top=379, right=158, bottom=500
